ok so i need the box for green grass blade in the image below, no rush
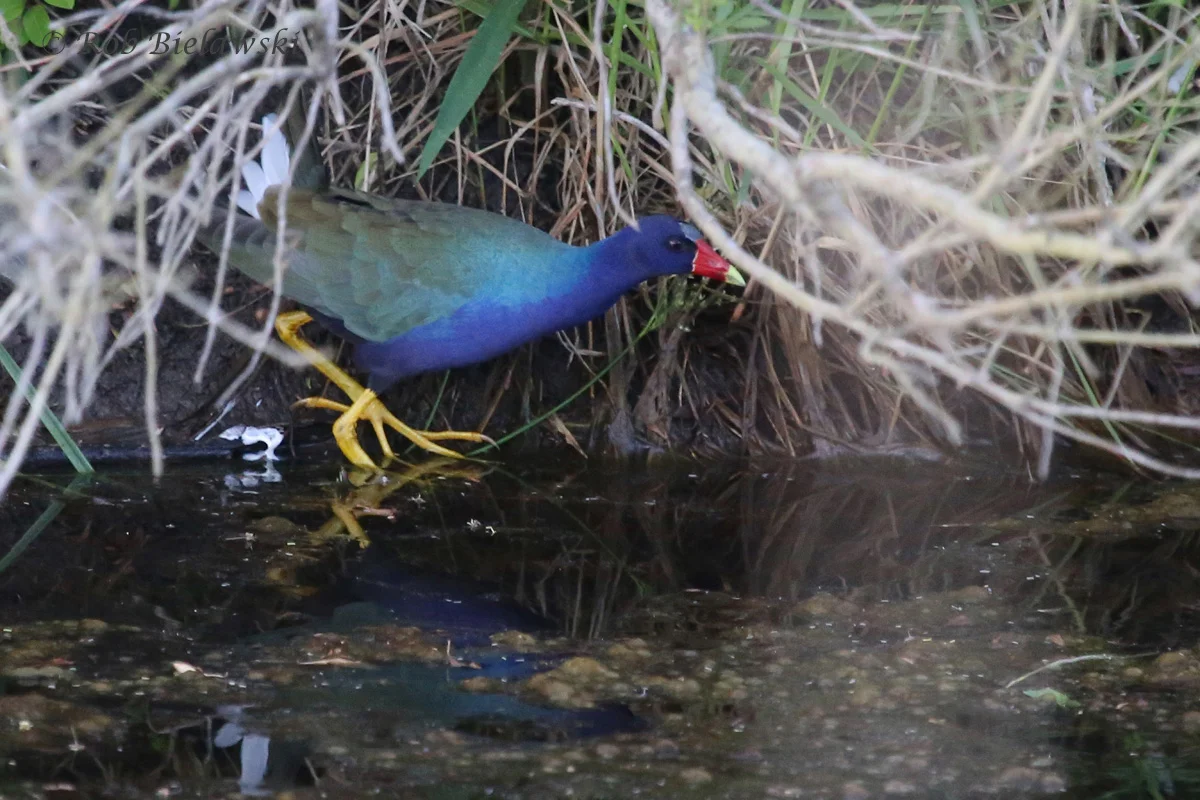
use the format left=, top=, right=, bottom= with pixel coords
left=468, top=281, right=731, bottom=455
left=759, top=60, right=872, bottom=152
left=0, top=342, right=93, bottom=474
left=0, top=495, right=65, bottom=575
left=469, top=312, right=667, bottom=456
left=416, top=0, right=530, bottom=179
left=400, top=370, right=453, bottom=455
left=865, top=4, right=930, bottom=145
left=468, top=335, right=640, bottom=455
left=0, top=474, right=91, bottom=576
left=457, top=0, right=539, bottom=40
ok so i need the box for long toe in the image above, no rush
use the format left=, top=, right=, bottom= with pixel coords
left=294, top=396, right=352, bottom=414
left=404, top=435, right=468, bottom=460
left=367, top=411, right=398, bottom=462
left=334, top=433, right=379, bottom=470
left=419, top=429, right=492, bottom=443
left=357, top=396, right=470, bottom=459
left=332, top=413, right=380, bottom=470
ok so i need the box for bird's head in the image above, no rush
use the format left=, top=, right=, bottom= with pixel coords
left=623, top=216, right=745, bottom=287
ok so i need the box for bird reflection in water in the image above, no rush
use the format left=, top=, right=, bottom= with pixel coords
left=312, top=457, right=490, bottom=548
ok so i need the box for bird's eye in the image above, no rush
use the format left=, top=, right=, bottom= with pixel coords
left=666, top=236, right=688, bottom=252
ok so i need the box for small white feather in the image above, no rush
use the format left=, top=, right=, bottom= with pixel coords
left=240, top=160, right=267, bottom=208
left=259, top=114, right=290, bottom=187
left=237, top=114, right=292, bottom=219
left=236, top=189, right=259, bottom=219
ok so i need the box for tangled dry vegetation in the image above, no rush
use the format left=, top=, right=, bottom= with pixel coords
left=0, top=0, right=1198, bottom=495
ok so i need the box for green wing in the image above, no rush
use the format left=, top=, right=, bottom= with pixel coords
left=210, top=188, right=569, bottom=342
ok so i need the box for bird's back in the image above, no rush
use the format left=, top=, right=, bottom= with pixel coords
left=206, top=187, right=580, bottom=343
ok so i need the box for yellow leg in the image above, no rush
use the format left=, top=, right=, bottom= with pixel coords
left=276, top=311, right=363, bottom=399
left=275, top=310, right=494, bottom=468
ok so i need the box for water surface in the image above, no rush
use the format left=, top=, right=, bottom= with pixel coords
left=2, top=455, right=1198, bottom=798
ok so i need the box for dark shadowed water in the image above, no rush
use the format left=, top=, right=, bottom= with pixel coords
left=2, top=454, right=1199, bottom=798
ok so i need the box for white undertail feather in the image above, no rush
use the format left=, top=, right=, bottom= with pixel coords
left=236, top=114, right=290, bottom=220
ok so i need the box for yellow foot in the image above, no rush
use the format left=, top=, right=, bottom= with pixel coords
left=275, top=310, right=494, bottom=468
left=301, top=389, right=492, bottom=469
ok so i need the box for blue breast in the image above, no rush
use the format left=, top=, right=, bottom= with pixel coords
left=351, top=254, right=629, bottom=390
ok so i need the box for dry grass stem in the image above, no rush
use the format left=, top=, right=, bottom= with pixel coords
left=647, top=0, right=1200, bottom=478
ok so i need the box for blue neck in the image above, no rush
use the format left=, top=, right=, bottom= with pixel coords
left=550, top=229, right=654, bottom=328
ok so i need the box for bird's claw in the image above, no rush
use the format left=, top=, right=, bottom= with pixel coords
left=298, top=390, right=488, bottom=469
left=279, top=311, right=495, bottom=468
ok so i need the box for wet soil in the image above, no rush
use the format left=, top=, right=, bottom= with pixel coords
left=2, top=455, right=1199, bottom=798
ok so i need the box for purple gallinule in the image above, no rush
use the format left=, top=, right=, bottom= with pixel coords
left=202, top=116, right=743, bottom=468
